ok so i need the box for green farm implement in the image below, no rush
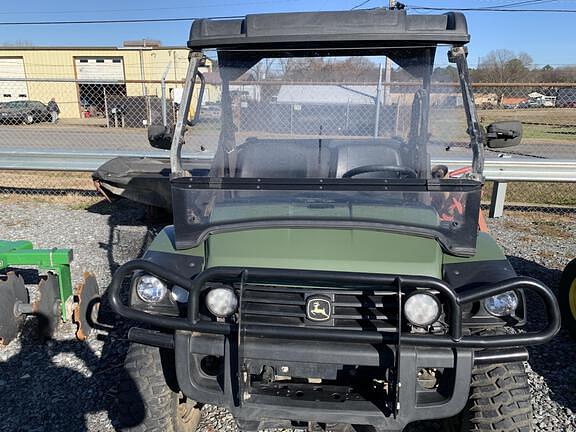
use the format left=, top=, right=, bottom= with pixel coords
left=0, top=240, right=99, bottom=345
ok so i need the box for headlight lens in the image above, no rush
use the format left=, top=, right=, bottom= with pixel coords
left=205, top=288, right=238, bottom=318
left=484, top=291, right=518, bottom=317
left=136, top=275, right=168, bottom=303
left=404, top=293, right=441, bottom=327
left=171, top=285, right=189, bottom=303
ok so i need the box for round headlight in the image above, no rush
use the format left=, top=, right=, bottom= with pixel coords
left=404, top=293, right=441, bottom=327
left=484, top=291, right=518, bottom=317
left=136, top=275, right=168, bottom=303
left=205, top=288, right=238, bottom=318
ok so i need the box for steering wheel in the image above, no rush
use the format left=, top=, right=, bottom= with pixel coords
left=342, top=164, right=418, bottom=179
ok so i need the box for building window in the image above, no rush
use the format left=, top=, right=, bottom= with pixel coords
left=79, top=59, right=88, bottom=63
left=3, top=94, right=11, bottom=98
left=18, top=94, right=27, bottom=98
left=96, top=59, right=105, bottom=63
left=113, top=58, right=121, bottom=63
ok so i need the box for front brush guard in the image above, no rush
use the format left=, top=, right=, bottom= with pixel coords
left=109, top=260, right=561, bottom=348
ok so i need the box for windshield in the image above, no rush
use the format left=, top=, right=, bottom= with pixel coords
left=174, top=46, right=482, bottom=256
left=186, top=47, right=474, bottom=175
left=3, top=101, right=27, bottom=110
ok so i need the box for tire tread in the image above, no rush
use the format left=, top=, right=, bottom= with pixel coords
left=468, top=362, right=532, bottom=432
left=117, top=343, right=176, bottom=432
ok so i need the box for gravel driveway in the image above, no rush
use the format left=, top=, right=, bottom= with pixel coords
left=0, top=200, right=574, bottom=432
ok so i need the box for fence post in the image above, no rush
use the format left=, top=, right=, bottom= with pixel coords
left=345, top=100, right=350, bottom=132
left=103, top=86, right=109, bottom=128
left=489, top=181, right=508, bottom=218
left=374, top=63, right=383, bottom=137
left=161, top=62, right=172, bottom=127
left=290, top=103, right=294, bottom=135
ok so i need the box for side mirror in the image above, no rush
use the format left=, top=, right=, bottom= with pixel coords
left=147, top=125, right=173, bottom=150
left=485, top=121, right=522, bottom=149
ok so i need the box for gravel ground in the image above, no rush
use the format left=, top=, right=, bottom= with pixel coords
left=0, top=200, right=574, bottom=432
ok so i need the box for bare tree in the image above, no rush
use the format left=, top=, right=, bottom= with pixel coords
left=475, top=49, right=533, bottom=83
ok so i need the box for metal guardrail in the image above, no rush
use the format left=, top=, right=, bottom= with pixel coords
left=440, top=159, right=576, bottom=182
left=1, top=149, right=574, bottom=217
left=2, top=148, right=575, bottom=180
left=0, top=148, right=206, bottom=171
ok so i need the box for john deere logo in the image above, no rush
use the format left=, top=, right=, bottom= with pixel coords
left=306, top=296, right=332, bottom=322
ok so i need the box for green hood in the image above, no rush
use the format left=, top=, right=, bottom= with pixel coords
left=146, top=227, right=504, bottom=280
left=206, top=228, right=443, bottom=278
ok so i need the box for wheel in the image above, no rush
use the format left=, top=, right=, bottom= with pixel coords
left=0, top=273, right=28, bottom=345
left=33, top=273, right=62, bottom=340
left=440, top=361, right=532, bottom=432
left=24, top=114, right=34, bottom=125
left=559, top=258, right=576, bottom=338
left=118, top=343, right=202, bottom=432
left=73, top=273, right=100, bottom=341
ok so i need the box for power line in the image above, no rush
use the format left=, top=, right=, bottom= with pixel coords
left=475, top=0, right=556, bottom=8
left=351, top=0, right=373, bottom=10
left=0, top=0, right=305, bottom=16
left=407, top=4, right=576, bottom=12
left=1, top=3, right=576, bottom=26
left=0, top=15, right=243, bottom=26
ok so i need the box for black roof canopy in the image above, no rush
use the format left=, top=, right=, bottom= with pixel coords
left=188, top=9, right=469, bottom=50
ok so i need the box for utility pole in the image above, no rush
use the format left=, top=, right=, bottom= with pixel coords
left=374, top=63, right=383, bottom=137
left=383, top=0, right=395, bottom=106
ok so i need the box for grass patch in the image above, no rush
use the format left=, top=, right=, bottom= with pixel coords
left=0, top=193, right=104, bottom=208
left=0, top=170, right=95, bottom=191
left=484, top=181, right=576, bottom=207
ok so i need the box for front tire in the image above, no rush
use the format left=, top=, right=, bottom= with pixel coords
left=559, top=258, right=576, bottom=338
left=441, top=361, right=532, bottom=432
left=24, top=114, right=34, bottom=124
left=118, top=343, right=202, bottom=432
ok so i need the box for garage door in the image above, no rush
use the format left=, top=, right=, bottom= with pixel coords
left=75, top=57, right=125, bottom=82
left=0, top=57, right=28, bottom=102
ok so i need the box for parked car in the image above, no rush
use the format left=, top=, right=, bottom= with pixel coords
left=557, top=88, right=576, bottom=108
left=200, top=104, right=221, bottom=120
left=0, top=100, right=52, bottom=125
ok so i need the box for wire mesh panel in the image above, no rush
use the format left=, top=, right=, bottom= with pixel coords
left=0, top=75, right=574, bottom=214
left=0, top=78, right=183, bottom=153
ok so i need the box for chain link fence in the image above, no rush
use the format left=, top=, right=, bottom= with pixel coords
left=0, top=77, right=574, bottom=214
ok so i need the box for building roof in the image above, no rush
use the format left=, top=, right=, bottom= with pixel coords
left=188, top=9, right=469, bottom=50
left=276, top=85, right=377, bottom=105
left=0, top=46, right=187, bottom=51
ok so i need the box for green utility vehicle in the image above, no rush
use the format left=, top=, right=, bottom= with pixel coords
left=559, top=258, right=576, bottom=338
left=109, top=9, right=560, bottom=432
left=0, top=240, right=99, bottom=344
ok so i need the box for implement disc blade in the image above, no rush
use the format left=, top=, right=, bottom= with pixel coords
left=0, top=272, right=27, bottom=345
left=33, top=273, right=61, bottom=340
left=73, top=273, right=100, bottom=341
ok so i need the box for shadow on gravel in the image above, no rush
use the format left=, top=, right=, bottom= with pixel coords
left=0, top=316, right=144, bottom=431
left=85, top=199, right=166, bottom=275
left=0, top=199, right=165, bottom=431
left=507, top=255, right=576, bottom=413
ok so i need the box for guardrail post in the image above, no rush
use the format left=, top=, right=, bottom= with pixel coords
left=489, top=181, right=508, bottom=218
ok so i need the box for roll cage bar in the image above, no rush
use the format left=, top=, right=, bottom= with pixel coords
left=170, top=10, right=484, bottom=179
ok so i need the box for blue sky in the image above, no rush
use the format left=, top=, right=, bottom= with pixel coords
left=0, top=0, right=573, bottom=66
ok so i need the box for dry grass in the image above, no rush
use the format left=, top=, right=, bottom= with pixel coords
left=483, top=181, right=576, bottom=207
left=0, top=170, right=94, bottom=190
left=0, top=193, right=104, bottom=209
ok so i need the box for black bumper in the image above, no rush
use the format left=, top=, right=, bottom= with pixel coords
left=109, top=261, right=560, bottom=430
